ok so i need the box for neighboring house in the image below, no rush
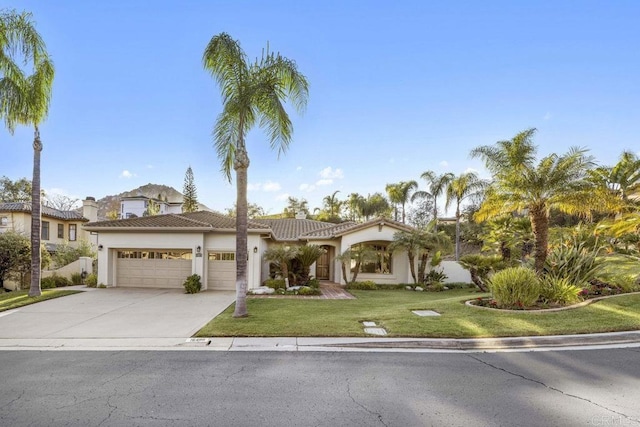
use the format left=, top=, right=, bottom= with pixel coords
left=0, top=197, right=99, bottom=252
left=84, top=212, right=416, bottom=290
left=119, top=195, right=182, bottom=219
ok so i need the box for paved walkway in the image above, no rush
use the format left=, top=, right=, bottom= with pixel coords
left=249, top=281, right=355, bottom=300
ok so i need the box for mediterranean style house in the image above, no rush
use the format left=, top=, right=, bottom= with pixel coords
left=0, top=197, right=99, bottom=251
left=84, top=211, right=418, bottom=290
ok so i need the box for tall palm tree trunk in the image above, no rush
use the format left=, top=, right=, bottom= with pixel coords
left=454, top=205, right=461, bottom=261
left=407, top=251, right=417, bottom=284
left=529, top=206, right=549, bottom=273
left=29, top=128, right=42, bottom=297
left=233, top=148, right=249, bottom=317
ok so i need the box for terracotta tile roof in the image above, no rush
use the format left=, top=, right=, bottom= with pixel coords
left=331, top=217, right=415, bottom=237
left=0, top=202, right=87, bottom=221
left=84, top=210, right=270, bottom=231
left=300, top=221, right=358, bottom=238
left=256, top=218, right=340, bottom=241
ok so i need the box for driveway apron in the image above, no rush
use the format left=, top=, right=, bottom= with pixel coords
left=0, top=288, right=235, bottom=339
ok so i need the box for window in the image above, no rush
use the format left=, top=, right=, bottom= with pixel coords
left=58, top=224, right=64, bottom=239
left=41, top=221, right=50, bottom=240
left=0, top=217, right=7, bottom=227
left=208, top=252, right=235, bottom=261
left=353, top=244, right=392, bottom=274
left=69, top=224, right=77, bottom=241
left=117, top=250, right=192, bottom=260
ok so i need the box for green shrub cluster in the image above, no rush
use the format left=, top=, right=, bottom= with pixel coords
left=85, top=273, right=98, bottom=287
left=539, top=276, right=582, bottom=305
left=305, top=278, right=320, bottom=288
left=264, top=279, right=286, bottom=290
left=70, top=272, right=83, bottom=285
left=346, top=281, right=378, bottom=290
left=489, top=267, right=541, bottom=308
left=40, top=275, right=71, bottom=289
left=183, top=274, right=201, bottom=294
left=297, top=286, right=321, bottom=295
left=544, top=241, right=604, bottom=288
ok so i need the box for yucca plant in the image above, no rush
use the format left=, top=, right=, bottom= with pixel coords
left=489, top=267, right=541, bottom=308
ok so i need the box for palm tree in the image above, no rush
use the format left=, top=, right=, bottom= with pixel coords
left=0, top=10, right=55, bottom=297
left=296, top=244, right=326, bottom=283
left=470, top=128, right=617, bottom=272
left=338, top=245, right=377, bottom=284
left=386, top=181, right=417, bottom=223
left=445, top=172, right=487, bottom=261
left=322, top=190, right=341, bottom=218
left=411, top=171, right=454, bottom=231
left=589, top=150, right=640, bottom=212
left=263, top=244, right=298, bottom=288
left=203, top=33, right=308, bottom=317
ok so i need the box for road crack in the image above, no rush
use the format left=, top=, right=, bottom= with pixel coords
left=345, top=377, right=388, bottom=426
left=467, top=354, right=640, bottom=424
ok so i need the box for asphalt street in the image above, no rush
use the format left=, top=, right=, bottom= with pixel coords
left=0, top=348, right=638, bottom=426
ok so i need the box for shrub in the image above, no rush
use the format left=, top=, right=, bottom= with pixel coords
left=70, top=272, right=83, bottom=285
left=48, top=274, right=71, bottom=288
left=98, top=284, right=107, bottom=288
left=41, top=277, right=56, bottom=289
left=489, top=267, right=541, bottom=308
left=85, top=273, right=98, bottom=287
left=539, top=276, right=582, bottom=305
left=264, top=279, right=286, bottom=290
left=426, top=283, right=445, bottom=292
left=305, top=278, right=320, bottom=288
left=346, top=281, right=378, bottom=290
left=297, top=286, right=321, bottom=296
left=52, top=240, right=96, bottom=268
left=183, top=274, right=201, bottom=294
left=424, top=269, right=447, bottom=285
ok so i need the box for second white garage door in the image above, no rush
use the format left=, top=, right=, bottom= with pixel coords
left=116, top=250, right=193, bottom=288
left=207, top=251, right=236, bottom=290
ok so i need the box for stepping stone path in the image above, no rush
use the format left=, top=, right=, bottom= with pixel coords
left=412, top=310, right=441, bottom=317
left=362, top=321, right=387, bottom=336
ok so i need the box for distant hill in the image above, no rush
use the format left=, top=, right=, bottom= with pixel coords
left=96, top=183, right=210, bottom=219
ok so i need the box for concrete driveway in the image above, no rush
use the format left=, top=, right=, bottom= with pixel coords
left=0, top=288, right=235, bottom=339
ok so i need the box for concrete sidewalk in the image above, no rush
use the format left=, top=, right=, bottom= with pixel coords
left=1, top=331, right=639, bottom=353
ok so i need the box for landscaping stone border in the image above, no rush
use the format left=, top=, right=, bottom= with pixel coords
left=465, top=291, right=640, bottom=313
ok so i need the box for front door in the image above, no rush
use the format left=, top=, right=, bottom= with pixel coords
left=316, top=249, right=330, bottom=280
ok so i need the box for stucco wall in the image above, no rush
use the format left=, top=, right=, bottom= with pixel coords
left=0, top=212, right=87, bottom=248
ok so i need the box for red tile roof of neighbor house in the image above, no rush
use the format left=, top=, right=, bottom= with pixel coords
left=0, top=202, right=87, bottom=221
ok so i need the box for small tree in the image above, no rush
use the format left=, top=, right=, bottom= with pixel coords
left=346, top=245, right=378, bottom=283
left=182, top=166, right=199, bottom=213
left=52, top=240, right=95, bottom=268
left=296, top=244, right=326, bottom=284
left=0, top=176, right=32, bottom=202
left=263, top=244, right=298, bottom=288
left=0, top=231, right=30, bottom=288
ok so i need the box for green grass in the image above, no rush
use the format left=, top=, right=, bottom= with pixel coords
left=196, top=289, right=640, bottom=338
left=0, top=289, right=82, bottom=312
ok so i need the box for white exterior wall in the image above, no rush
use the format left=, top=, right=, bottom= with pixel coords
left=96, top=232, right=204, bottom=287
left=338, top=224, right=411, bottom=285
left=166, top=205, right=183, bottom=214
left=440, top=261, right=472, bottom=284
left=203, top=233, right=262, bottom=290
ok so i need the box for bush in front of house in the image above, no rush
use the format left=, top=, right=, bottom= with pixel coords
left=85, top=273, right=98, bottom=287
left=346, top=281, right=378, bottom=290
left=70, top=272, right=83, bottom=285
left=47, top=274, right=71, bottom=288
left=489, top=267, right=541, bottom=308
left=41, top=277, right=57, bottom=289
left=297, top=286, right=321, bottom=296
left=183, top=274, right=201, bottom=294
left=264, top=279, right=287, bottom=290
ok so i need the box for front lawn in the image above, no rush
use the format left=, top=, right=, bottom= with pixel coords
left=0, top=289, right=82, bottom=312
left=196, top=289, right=640, bottom=338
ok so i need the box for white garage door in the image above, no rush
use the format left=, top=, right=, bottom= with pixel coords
left=116, top=250, right=192, bottom=288
left=207, top=251, right=236, bottom=290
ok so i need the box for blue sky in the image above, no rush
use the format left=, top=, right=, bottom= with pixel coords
left=2, top=0, right=639, bottom=216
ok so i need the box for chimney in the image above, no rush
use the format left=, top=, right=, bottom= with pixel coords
left=295, top=212, right=307, bottom=220
left=83, top=197, right=98, bottom=222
